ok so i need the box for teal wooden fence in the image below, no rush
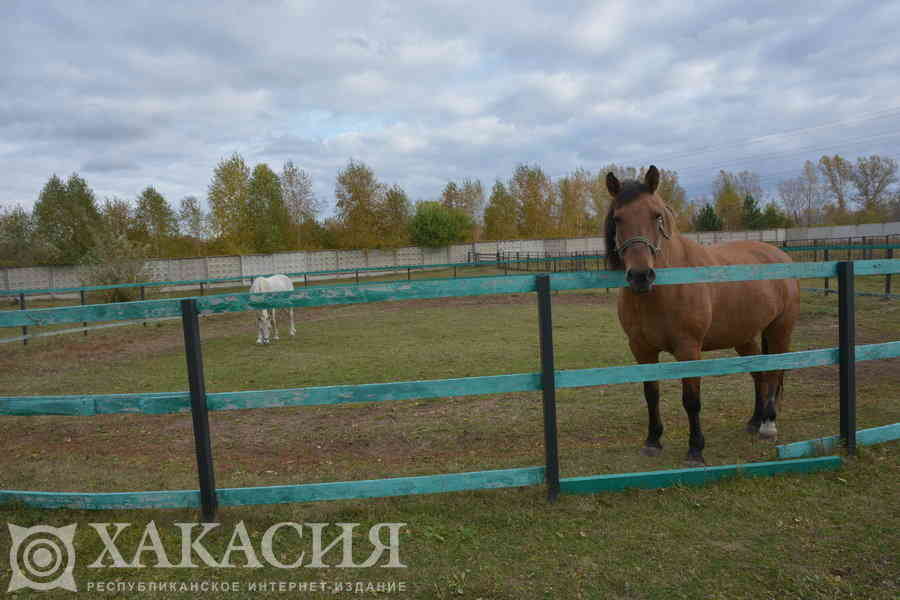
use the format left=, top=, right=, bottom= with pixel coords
left=2, top=259, right=899, bottom=515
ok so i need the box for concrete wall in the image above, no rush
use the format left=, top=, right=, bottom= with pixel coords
left=3, top=222, right=898, bottom=295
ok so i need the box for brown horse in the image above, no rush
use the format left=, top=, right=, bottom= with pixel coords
left=605, top=166, right=800, bottom=466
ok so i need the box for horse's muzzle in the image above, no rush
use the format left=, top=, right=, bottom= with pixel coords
left=626, top=268, right=656, bottom=294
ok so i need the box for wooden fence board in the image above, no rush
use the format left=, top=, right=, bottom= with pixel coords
left=0, top=467, right=546, bottom=510
left=560, top=457, right=842, bottom=495
left=4, top=259, right=900, bottom=327
left=776, top=423, right=900, bottom=459
left=3, top=342, right=898, bottom=416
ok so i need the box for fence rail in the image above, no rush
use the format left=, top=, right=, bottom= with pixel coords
left=2, top=259, right=900, bottom=518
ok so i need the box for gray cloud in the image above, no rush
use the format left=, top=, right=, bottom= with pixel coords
left=1, top=0, right=899, bottom=214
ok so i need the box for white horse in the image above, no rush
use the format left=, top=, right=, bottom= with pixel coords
left=249, top=274, right=296, bottom=344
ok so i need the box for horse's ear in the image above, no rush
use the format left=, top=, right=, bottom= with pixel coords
left=644, top=165, right=659, bottom=193
left=606, top=172, right=620, bottom=197
left=604, top=203, right=622, bottom=270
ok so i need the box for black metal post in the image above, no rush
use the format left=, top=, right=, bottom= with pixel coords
left=180, top=299, right=218, bottom=522
left=824, top=249, right=830, bottom=293
left=536, top=274, right=561, bottom=502
left=837, top=262, right=856, bottom=455
left=304, top=274, right=308, bottom=287
left=140, top=286, right=147, bottom=327
left=407, top=267, right=411, bottom=281
left=886, top=248, right=893, bottom=296
left=19, top=293, right=27, bottom=346
left=355, top=270, right=359, bottom=284
left=80, top=290, right=87, bottom=336
left=200, top=283, right=205, bottom=296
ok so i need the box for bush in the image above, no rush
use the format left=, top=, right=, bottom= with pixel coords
left=79, top=232, right=150, bottom=303
left=408, top=202, right=472, bottom=248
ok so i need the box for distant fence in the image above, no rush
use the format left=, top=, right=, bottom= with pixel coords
left=468, top=251, right=603, bottom=273
left=3, top=221, right=899, bottom=299
left=2, top=258, right=899, bottom=518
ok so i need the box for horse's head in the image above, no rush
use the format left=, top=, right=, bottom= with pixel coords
left=604, top=165, right=672, bottom=294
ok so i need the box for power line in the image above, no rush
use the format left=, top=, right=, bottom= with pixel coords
left=625, top=105, right=900, bottom=165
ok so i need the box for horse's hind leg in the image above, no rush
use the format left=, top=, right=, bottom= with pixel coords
left=758, top=315, right=795, bottom=441
left=735, top=339, right=768, bottom=433
left=271, top=309, right=280, bottom=340
left=289, top=308, right=296, bottom=337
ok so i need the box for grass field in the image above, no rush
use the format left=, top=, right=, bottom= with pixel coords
left=0, top=277, right=898, bottom=598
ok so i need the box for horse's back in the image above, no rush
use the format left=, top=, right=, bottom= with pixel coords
left=250, top=274, right=294, bottom=293
left=692, top=240, right=799, bottom=351
left=704, top=240, right=793, bottom=267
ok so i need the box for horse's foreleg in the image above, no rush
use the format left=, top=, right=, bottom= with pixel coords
left=271, top=309, right=279, bottom=340
left=631, top=345, right=662, bottom=456
left=681, top=376, right=705, bottom=465
left=289, top=308, right=296, bottom=337
left=675, top=344, right=705, bottom=466
left=641, top=381, right=663, bottom=456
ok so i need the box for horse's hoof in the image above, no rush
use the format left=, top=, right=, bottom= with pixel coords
left=684, top=453, right=705, bottom=467
left=640, top=445, right=662, bottom=457
left=758, top=421, right=778, bottom=441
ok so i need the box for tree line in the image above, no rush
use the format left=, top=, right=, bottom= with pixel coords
left=1, top=153, right=898, bottom=268
left=693, top=154, right=900, bottom=231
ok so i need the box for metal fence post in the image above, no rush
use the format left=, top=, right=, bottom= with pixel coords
left=180, top=299, right=218, bottom=522
left=837, top=262, right=856, bottom=455
left=823, top=249, right=830, bottom=293
left=536, top=274, right=561, bottom=502
left=886, top=248, right=893, bottom=296
left=19, top=293, right=27, bottom=346
left=80, top=290, right=87, bottom=336
left=140, top=286, right=147, bottom=327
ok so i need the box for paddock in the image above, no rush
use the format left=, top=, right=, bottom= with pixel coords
left=1, top=263, right=898, bottom=597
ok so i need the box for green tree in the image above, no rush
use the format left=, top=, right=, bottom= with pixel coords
left=0, top=205, right=36, bottom=267
left=440, top=181, right=462, bottom=211
left=408, top=201, right=472, bottom=248
left=248, top=163, right=292, bottom=253
left=460, top=179, right=485, bottom=223
left=557, top=168, right=592, bottom=237
left=693, top=204, right=723, bottom=231
left=334, top=159, right=383, bottom=249
left=178, top=196, right=206, bottom=256
left=32, top=173, right=101, bottom=264
left=379, top=184, right=412, bottom=247
left=851, top=154, right=897, bottom=220
left=510, top=164, right=556, bottom=238
left=100, top=197, right=135, bottom=240
left=818, top=155, right=854, bottom=223
left=741, top=194, right=764, bottom=230
left=483, top=181, right=519, bottom=240
left=713, top=171, right=743, bottom=230
left=207, top=153, right=251, bottom=251
left=280, top=161, right=318, bottom=223
left=134, top=186, right=177, bottom=256
left=760, top=202, right=792, bottom=229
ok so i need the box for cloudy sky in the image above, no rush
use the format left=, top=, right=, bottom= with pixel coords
left=2, top=0, right=899, bottom=215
